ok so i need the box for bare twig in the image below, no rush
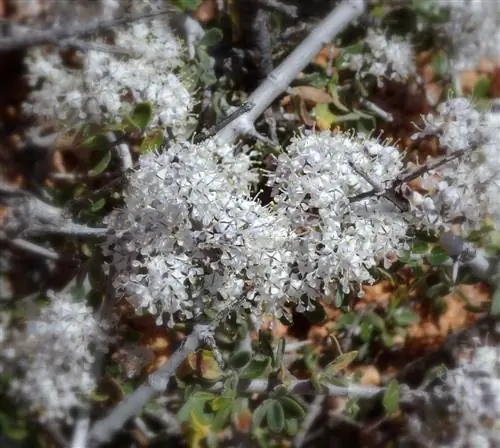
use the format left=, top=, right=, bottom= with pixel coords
left=89, top=324, right=210, bottom=445
left=258, top=0, right=299, bottom=18
left=61, top=39, right=142, bottom=57
left=293, top=396, right=324, bottom=448
left=0, top=7, right=174, bottom=52
left=194, top=102, right=255, bottom=144
left=216, top=0, right=366, bottom=143
left=4, top=237, right=60, bottom=261
left=71, top=417, right=91, bottom=448
left=359, top=97, right=394, bottom=122
left=439, top=232, right=497, bottom=281
left=206, top=378, right=384, bottom=398
left=105, top=132, right=133, bottom=172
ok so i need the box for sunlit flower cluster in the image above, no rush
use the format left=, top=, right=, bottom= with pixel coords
left=1, top=291, right=109, bottom=422
left=413, top=98, right=500, bottom=230
left=104, top=139, right=295, bottom=326
left=269, top=131, right=409, bottom=296
left=23, top=7, right=192, bottom=130
left=344, top=29, right=414, bottom=84
left=105, top=132, right=409, bottom=325
left=436, top=0, right=500, bottom=71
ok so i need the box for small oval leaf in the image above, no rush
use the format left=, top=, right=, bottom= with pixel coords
left=383, top=379, right=400, bottom=414
left=266, top=400, right=285, bottom=433
left=326, top=351, right=359, bottom=373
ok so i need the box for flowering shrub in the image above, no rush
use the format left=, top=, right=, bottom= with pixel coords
left=23, top=10, right=192, bottom=130
left=103, top=131, right=409, bottom=327
left=3, top=0, right=500, bottom=445
left=436, top=0, right=500, bottom=71
left=412, top=98, right=500, bottom=230
left=0, top=291, right=109, bottom=422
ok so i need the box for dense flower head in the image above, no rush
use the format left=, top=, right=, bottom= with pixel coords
left=1, top=291, right=109, bottom=422
left=413, top=98, right=500, bottom=230
left=105, top=132, right=411, bottom=325
left=344, top=29, right=414, bottom=84
left=104, top=139, right=295, bottom=326
left=269, top=131, right=409, bottom=295
left=23, top=8, right=192, bottom=130
left=436, top=0, right=500, bottom=71
left=406, top=344, right=500, bottom=447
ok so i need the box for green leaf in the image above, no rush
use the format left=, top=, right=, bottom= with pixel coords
left=266, top=400, right=285, bottom=433
left=279, top=397, right=305, bottom=418
left=359, top=322, right=374, bottom=342
left=229, top=350, right=252, bottom=370
left=382, top=380, right=400, bottom=414
left=381, top=331, right=393, bottom=348
left=252, top=400, right=271, bottom=429
left=129, top=102, right=153, bottom=132
left=177, top=391, right=214, bottom=422
left=427, top=246, right=450, bottom=266
left=335, top=288, right=345, bottom=307
left=241, top=356, right=270, bottom=379
left=211, top=401, right=233, bottom=432
left=172, top=0, right=201, bottom=11
left=363, top=312, right=386, bottom=331
left=326, top=351, right=358, bottom=373
left=314, top=103, right=337, bottom=130
left=89, top=150, right=112, bottom=175
left=392, top=308, right=420, bottom=326
left=472, top=77, right=491, bottom=99
left=491, top=287, right=500, bottom=315
left=82, top=133, right=109, bottom=149
left=140, top=129, right=164, bottom=154
left=426, top=282, right=449, bottom=300
left=412, top=241, right=429, bottom=254
left=431, top=51, right=449, bottom=77
left=0, top=411, right=28, bottom=441
left=199, top=28, right=224, bottom=48
left=90, top=197, right=106, bottom=212
left=273, top=337, right=286, bottom=370
left=327, top=77, right=350, bottom=113
left=284, top=418, right=299, bottom=436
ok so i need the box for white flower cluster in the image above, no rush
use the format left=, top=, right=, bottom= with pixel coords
left=344, top=29, right=414, bottom=85
left=1, top=291, right=109, bottom=422
left=105, top=132, right=409, bottom=325
left=23, top=11, right=192, bottom=130
left=407, top=344, right=500, bottom=447
left=104, top=139, right=294, bottom=326
left=437, top=0, right=500, bottom=71
left=269, top=132, right=408, bottom=296
left=412, top=98, right=500, bottom=230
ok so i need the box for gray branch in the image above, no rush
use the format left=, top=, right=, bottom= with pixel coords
left=215, top=0, right=366, bottom=143
left=88, top=325, right=209, bottom=446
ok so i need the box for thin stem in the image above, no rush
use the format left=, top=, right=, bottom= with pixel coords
left=89, top=325, right=208, bottom=445
left=0, top=7, right=174, bottom=52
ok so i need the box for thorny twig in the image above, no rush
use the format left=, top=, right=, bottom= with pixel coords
left=216, top=0, right=367, bottom=143
left=194, top=101, right=255, bottom=144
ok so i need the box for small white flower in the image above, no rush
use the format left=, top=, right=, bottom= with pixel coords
left=2, top=291, right=109, bottom=422
left=344, top=29, right=414, bottom=84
